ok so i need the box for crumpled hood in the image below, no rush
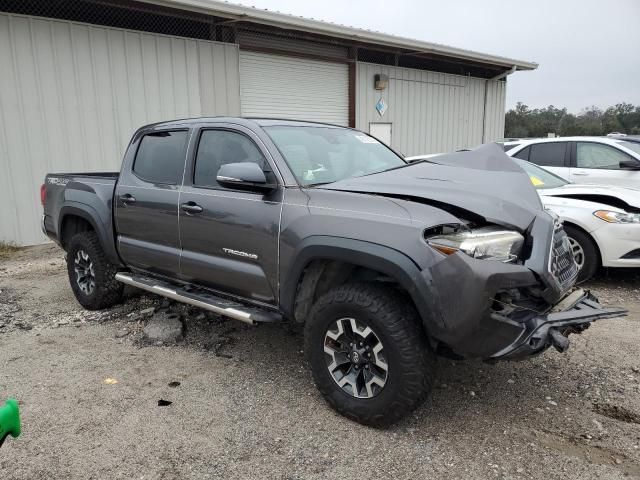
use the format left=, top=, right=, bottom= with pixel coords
left=322, top=143, right=543, bottom=231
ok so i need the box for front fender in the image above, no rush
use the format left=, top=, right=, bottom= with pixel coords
left=279, top=235, right=443, bottom=334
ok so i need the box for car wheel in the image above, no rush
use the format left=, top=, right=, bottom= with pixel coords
left=563, top=225, right=599, bottom=283
left=66, top=231, right=124, bottom=310
left=304, top=283, right=435, bottom=427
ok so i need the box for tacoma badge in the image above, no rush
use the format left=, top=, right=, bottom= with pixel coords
left=223, top=248, right=258, bottom=260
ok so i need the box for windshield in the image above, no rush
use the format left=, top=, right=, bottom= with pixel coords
left=513, top=158, right=568, bottom=189
left=264, top=126, right=406, bottom=186
left=617, top=140, right=640, bottom=156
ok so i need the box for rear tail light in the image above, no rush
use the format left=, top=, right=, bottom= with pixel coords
left=40, top=183, right=46, bottom=206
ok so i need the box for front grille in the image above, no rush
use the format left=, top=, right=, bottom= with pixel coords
left=549, top=224, right=578, bottom=291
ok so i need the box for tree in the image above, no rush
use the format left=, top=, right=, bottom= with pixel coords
left=505, top=103, right=640, bottom=138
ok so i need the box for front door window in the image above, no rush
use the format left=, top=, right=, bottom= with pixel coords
left=576, top=142, right=630, bottom=169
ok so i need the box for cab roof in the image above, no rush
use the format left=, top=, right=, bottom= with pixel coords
left=144, top=116, right=350, bottom=130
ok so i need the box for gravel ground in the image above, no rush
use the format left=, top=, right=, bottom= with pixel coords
left=1, top=244, right=639, bottom=479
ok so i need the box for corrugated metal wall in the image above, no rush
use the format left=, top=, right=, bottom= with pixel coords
left=0, top=13, right=241, bottom=246
left=0, top=13, right=510, bottom=246
left=356, top=62, right=506, bottom=156
left=483, top=78, right=506, bottom=143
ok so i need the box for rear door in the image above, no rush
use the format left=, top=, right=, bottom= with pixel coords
left=523, top=142, right=570, bottom=180
left=115, top=129, right=189, bottom=277
left=570, top=141, right=640, bottom=187
left=178, top=125, right=282, bottom=305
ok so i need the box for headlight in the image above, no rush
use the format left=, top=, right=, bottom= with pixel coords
left=426, top=226, right=524, bottom=263
left=593, top=210, right=640, bottom=224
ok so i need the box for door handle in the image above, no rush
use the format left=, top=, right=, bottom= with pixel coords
left=119, top=193, right=136, bottom=204
left=572, top=171, right=589, bottom=176
left=181, top=202, right=203, bottom=214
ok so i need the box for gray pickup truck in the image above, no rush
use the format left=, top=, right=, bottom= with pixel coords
left=42, top=117, right=624, bottom=426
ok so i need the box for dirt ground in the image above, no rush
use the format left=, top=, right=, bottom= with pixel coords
left=1, top=244, right=639, bottom=479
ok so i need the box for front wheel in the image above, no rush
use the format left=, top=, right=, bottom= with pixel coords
left=304, top=283, right=436, bottom=427
left=563, top=225, right=599, bottom=283
left=66, top=231, right=124, bottom=310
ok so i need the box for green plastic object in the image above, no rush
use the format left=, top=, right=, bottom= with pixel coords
left=0, top=399, right=21, bottom=447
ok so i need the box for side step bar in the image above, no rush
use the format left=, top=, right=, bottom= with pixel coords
left=115, top=273, right=282, bottom=325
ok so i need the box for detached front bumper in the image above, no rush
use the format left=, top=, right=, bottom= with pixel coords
left=490, top=289, right=626, bottom=360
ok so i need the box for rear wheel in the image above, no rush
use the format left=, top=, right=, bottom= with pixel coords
left=563, top=225, right=599, bottom=283
left=304, top=283, right=435, bottom=427
left=66, top=231, right=124, bottom=310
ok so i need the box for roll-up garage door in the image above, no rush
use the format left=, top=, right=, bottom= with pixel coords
left=239, top=51, right=349, bottom=126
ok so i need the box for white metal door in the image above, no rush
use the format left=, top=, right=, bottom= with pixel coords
left=240, top=51, right=349, bottom=126
left=369, top=123, right=392, bottom=146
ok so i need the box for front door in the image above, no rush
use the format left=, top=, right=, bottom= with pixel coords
left=115, top=129, right=189, bottom=277
left=178, top=126, right=282, bottom=304
left=570, top=141, right=640, bottom=187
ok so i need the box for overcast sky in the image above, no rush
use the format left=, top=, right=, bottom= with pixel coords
left=232, top=0, right=640, bottom=113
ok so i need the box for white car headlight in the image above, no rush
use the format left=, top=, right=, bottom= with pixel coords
left=426, top=226, right=524, bottom=263
left=593, top=210, right=640, bottom=224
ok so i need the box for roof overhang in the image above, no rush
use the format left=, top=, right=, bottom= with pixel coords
left=141, top=0, right=538, bottom=72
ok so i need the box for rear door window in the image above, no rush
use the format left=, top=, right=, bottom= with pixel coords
left=133, top=131, right=188, bottom=184
left=513, top=146, right=530, bottom=160
left=528, top=142, right=567, bottom=167
left=576, top=142, right=632, bottom=169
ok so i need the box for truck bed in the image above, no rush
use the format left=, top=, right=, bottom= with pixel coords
left=42, top=172, right=120, bottom=262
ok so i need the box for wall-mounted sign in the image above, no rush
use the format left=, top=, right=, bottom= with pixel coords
left=374, top=74, right=389, bottom=90
left=375, top=98, right=388, bottom=117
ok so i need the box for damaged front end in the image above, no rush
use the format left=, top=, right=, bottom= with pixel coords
left=423, top=213, right=626, bottom=360
left=489, top=222, right=625, bottom=359
left=323, top=143, right=626, bottom=360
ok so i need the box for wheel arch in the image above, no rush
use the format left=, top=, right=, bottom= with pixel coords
left=280, top=236, right=438, bottom=333
left=562, top=221, right=603, bottom=267
left=58, top=204, right=121, bottom=265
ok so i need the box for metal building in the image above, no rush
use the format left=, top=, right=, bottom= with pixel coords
left=0, top=0, right=537, bottom=246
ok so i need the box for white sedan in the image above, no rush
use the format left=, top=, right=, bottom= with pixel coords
left=503, top=136, right=640, bottom=189
left=515, top=158, right=640, bottom=281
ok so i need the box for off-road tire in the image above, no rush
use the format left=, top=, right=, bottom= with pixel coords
left=564, top=225, right=599, bottom=283
left=305, top=283, right=435, bottom=427
left=66, top=231, right=124, bottom=310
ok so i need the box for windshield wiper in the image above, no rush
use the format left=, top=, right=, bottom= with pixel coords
left=305, top=181, right=335, bottom=187
left=356, top=161, right=421, bottom=178
left=306, top=161, right=421, bottom=185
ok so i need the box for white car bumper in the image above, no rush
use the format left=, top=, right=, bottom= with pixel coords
left=592, top=223, right=640, bottom=267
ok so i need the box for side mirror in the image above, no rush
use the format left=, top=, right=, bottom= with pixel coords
left=620, top=159, right=640, bottom=171
left=216, top=162, right=276, bottom=192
